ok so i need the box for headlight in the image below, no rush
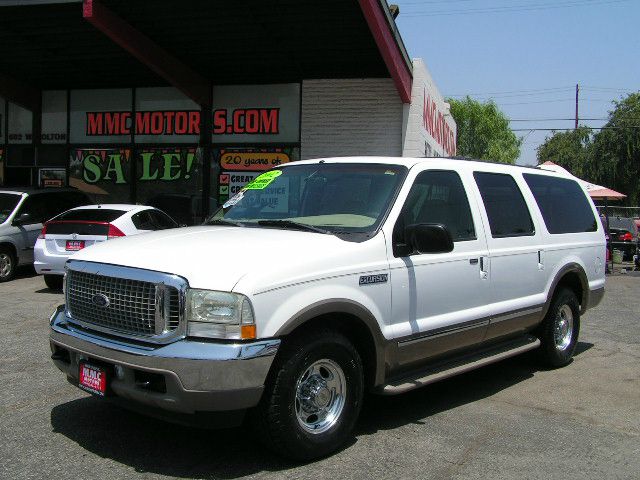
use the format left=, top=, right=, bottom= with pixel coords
left=186, top=289, right=256, bottom=340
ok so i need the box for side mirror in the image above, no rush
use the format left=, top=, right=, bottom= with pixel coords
left=12, top=212, right=34, bottom=226
left=404, top=223, right=454, bottom=255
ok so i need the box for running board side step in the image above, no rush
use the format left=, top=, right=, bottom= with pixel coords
left=379, top=335, right=541, bottom=395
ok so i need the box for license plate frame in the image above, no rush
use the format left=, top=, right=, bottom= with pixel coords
left=66, top=240, right=85, bottom=251
left=78, top=362, right=107, bottom=396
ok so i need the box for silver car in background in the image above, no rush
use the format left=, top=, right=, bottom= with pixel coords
left=0, top=188, right=90, bottom=282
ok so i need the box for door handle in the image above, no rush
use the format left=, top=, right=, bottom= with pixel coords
left=479, top=256, right=489, bottom=279
left=469, top=258, right=479, bottom=265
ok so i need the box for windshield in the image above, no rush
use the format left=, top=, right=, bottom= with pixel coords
left=0, top=193, right=22, bottom=224
left=206, top=163, right=407, bottom=236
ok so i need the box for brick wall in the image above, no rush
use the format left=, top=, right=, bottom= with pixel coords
left=300, top=79, right=403, bottom=159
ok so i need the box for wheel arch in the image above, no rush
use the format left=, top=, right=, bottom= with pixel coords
left=543, top=263, right=589, bottom=318
left=274, top=300, right=390, bottom=388
left=0, top=241, right=18, bottom=262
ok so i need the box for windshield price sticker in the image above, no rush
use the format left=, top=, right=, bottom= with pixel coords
left=244, top=170, right=282, bottom=190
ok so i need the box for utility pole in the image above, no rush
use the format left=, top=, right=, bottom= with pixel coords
left=575, top=83, right=579, bottom=129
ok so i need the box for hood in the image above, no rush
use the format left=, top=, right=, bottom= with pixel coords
left=69, top=225, right=388, bottom=293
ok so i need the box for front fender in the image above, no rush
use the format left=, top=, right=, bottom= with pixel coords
left=252, top=280, right=392, bottom=386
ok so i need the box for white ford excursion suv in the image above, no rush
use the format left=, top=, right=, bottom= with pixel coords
left=50, top=157, right=605, bottom=460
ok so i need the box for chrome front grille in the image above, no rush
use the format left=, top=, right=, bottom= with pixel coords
left=65, top=261, right=187, bottom=343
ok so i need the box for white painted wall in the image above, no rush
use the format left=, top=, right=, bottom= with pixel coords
left=300, top=79, right=403, bottom=159
left=402, top=58, right=457, bottom=158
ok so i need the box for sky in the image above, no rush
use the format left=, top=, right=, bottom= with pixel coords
left=395, top=0, right=640, bottom=166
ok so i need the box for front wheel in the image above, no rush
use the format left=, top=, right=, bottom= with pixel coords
left=537, top=288, right=580, bottom=368
left=254, top=330, right=363, bottom=461
left=44, top=274, right=64, bottom=291
left=0, top=247, right=16, bottom=283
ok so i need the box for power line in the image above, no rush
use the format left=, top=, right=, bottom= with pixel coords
left=511, top=126, right=640, bottom=131
left=398, top=0, right=476, bottom=4
left=495, top=97, right=615, bottom=106
left=446, top=86, right=574, bottom=97
left=508, top=117, right=640, bottom=122
left=508, top=117, right=609, bottom=122
left=399, top=0, right=632, bottom=17
left=446, top=87, right=636, bottom=99
left=582, top=85, right=638, bottom=92
left=448, top=89, right=576, bottom=100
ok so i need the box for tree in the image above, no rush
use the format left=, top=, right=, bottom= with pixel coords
left=536, top=92, right=640, bottom=205
left=589, top=93, right=640, bottom=205
left=536, top=127, right=592, bottom=178
left=447, top=96, right=521, bottom=164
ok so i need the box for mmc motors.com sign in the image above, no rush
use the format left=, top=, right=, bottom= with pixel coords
left=85, top=108, right=280, bottom=136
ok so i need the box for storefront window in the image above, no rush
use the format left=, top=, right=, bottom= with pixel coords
left=135, top=147, right=204, bottom=226
left=69, top=148, right=132, bottom=204
left=0, top=148, right=4, bottom=186
left=214, top=147, right=299, bottom=207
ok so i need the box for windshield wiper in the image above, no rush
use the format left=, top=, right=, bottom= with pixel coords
left=207, top=219, right=245, bottom=227
left=257, top=220, right=331, bottom=234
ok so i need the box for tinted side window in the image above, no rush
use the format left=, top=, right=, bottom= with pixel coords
left=148, top=210, right=178, bottom=230
left=395, top=170, right=476, bottom=244
left=523, top=174, right=597, bottom=234
left=474, top=172, right=534, bottom=238
left=131, top=211, right=155, bottom=230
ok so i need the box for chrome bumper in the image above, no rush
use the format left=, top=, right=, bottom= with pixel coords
left=49, top=306, right=280, bottom=415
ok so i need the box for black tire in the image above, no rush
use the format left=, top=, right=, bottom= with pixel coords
left=537, top=288, right=580, bottom=368
left=253, top=329, right=364, bottom=461
left=44, top=274, right=64, bottom=291
left=0, top=246, right=17, bottom=283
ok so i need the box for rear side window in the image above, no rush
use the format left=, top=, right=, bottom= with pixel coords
left=523, top=174, right=597, bottom=234
left=55, top=209, right=124, bottom=222
left=474, top=172, right=534, bottom=238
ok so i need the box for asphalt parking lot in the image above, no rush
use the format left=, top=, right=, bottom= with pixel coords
left=1, top=267, right=638, bottom=480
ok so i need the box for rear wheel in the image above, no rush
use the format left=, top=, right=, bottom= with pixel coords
left=537, top=288, right=580, bottom=367
left=44, top=274, right=64, bottom=291
left=254, top=329, right=363, bottom=461
left=0, top=247, right=16, bottom=283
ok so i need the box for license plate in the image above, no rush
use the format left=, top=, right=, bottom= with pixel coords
left=66, top=240, right=85, bottom=251
left=78, top=362, right=107, bottom=396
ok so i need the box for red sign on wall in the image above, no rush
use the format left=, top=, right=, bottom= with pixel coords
left=423, top=90, right=456, bottom=157
left=86, top=111, right=200, bottom=136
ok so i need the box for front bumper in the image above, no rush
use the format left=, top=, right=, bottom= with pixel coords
left=49, top=306, right=280, bottom=417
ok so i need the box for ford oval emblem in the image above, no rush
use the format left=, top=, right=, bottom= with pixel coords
left=92, top=293, right=110, bottom=308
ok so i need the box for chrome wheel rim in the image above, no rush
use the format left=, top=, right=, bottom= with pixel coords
left=295, top=358, right=346, bottom=434
left=554, top=304, right=574, bottom=351
left=0, top=253, right=12, bottom=278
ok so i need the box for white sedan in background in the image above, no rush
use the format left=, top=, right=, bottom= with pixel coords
left=34, top=204, right=178, bottom=290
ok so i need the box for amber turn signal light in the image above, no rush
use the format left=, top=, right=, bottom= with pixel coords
left=241, top=324, right=257, bottom=339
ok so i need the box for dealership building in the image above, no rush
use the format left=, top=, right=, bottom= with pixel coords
left=0, top=0, right=456, bottom=224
